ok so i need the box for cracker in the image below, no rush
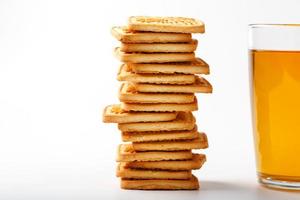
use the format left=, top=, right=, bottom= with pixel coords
left=123, top=154, right=206, bottom=171
left=120, top=175, right=199, bottom=190
left=128, top=16, right=205, bottom=33
left=114, top=47, right=195, bottom=63
left=127, top=58, right=209, bottom=74
left=119, top=40, right=197, bottom=53
left=121, top=98, right=198, bottom=112
left=117, top=163, right=192, bottom=180
left=121, top=126, right=199, bottom=142
left=102, top=104, right=177, bottom=123
left=111, top=26, right=192, bottom=43
left=128, top=76, right=213, bottom=93
left=132, top=133, right=208, bottom=151
left=117, top=143, right=192, bottom=162
left=118, top=64, right=196, bottom=84
left=118, top=112, right=195, bottom=132
left=119, top=83, right=195, bottom=104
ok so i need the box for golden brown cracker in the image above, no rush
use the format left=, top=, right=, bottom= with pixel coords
left=117, top=143, right=192, bottom=162
left=132, top=133, right=208, bottom=151
left=102, top=104, right=178, bottom=123
left=123, top=154, right=206, bottom=171
left=121, top=126, right=199, bottom=142
left=128, top=16, right=205, bottom=33
left=128, top=76, right=212, bottom=93
left=127, top=58, right=209, bottom=74
left=118, top=64, right=196, bottom=84
left=118, top=112, right=195, bottom=132
left=111, top=26, right=192, bottom=43
left=120, top=175, right=199, bottom=190
left=117, top=163, right=192, bottom=179
left=114, top=47, right=195, bottom=63
left=119, top=40, right=197, bottom=53
left=119, top=83, right=195, bottom=104
left=121, top=98, right=198, bottom=112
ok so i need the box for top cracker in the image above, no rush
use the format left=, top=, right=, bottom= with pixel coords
left=128, top=16, right=205, bottom=33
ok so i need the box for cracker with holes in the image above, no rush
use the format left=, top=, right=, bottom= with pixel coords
left=128, top=16, right=205, bottom=33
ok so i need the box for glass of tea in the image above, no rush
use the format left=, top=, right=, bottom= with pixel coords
left=249, top=24, right=300, bottom=190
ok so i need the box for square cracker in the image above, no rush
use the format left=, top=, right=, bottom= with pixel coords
left=127, top=57, right=209, bottom=74
left=132, top=132, right=208, bottom=151
left=122, top=154, right=206, bottom=171
left=118, top=112, right=195, bottom=132
left=102, top=104, right=177, bottom=123
left=121, top=126, right=199, bottom=142
left=119, top=39, right=198, bottom=53
left=121, top=97, right=198, bottom=112
left=111, top=26, right=192, bottom=43
left=127, top=76, right=213, bottom=93
left=118, top=64, right=196, bottom=84
left=117, top=143, right=193, bottom=162
left=114, top=47, right=195, bottom=63
left=116, top=163, right=192, bottom=180
left=119, top=83, right=195, bottom=104
left=120, top=175, right=199, bottom=190
left=128, top=16, right=205, bottom=33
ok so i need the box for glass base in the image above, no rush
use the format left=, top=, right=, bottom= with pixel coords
left=258, top=173, right=300, bottom=191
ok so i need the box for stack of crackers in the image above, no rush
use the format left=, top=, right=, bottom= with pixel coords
left=103, top=16, right=212, bottom=190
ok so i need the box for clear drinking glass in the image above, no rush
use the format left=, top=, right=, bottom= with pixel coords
left=249, top=24, right=300, bottom=190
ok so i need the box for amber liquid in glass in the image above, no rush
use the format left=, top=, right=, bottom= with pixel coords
left=251, top=50, right=300, bottom=182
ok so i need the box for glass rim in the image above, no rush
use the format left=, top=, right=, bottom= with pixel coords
left=249, top=24, right=300, bottom=28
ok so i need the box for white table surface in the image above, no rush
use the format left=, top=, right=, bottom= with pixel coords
left=1, top=124, right=299, bottom=200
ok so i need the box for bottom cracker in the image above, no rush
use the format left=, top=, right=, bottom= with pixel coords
left=120, top=175, right=199, bottom=190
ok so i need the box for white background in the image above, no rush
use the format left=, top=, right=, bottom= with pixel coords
left=0, top=0, right=299, bottom=199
